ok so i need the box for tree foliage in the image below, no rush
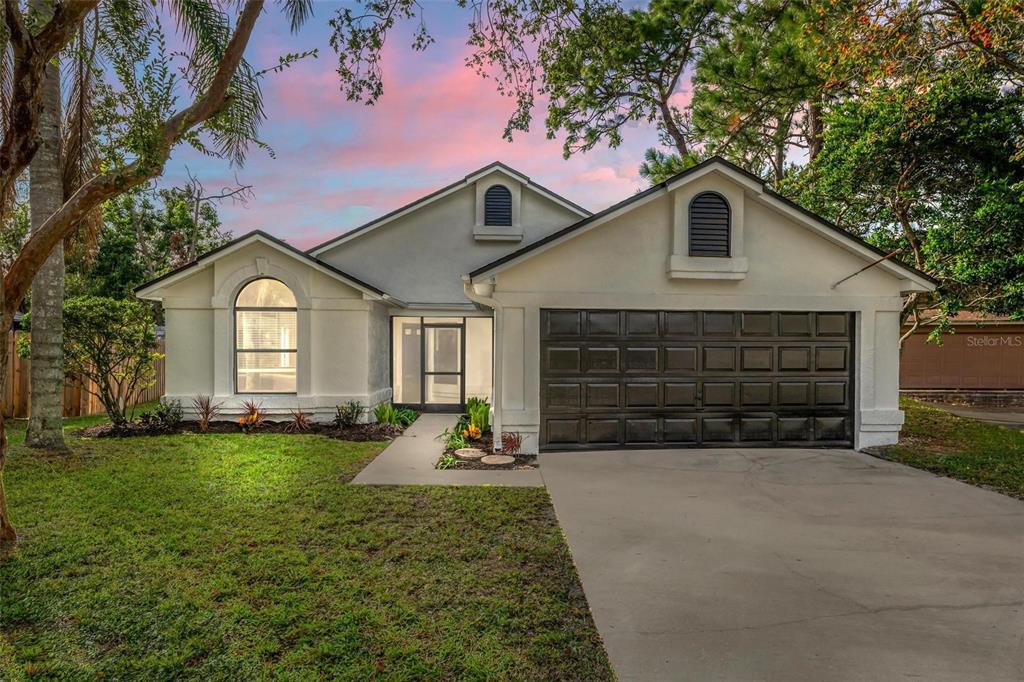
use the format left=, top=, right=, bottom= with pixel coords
left=784, top=74, right=1024, bottom=333
left=59, top=296, right=161, bottom=426
left=70, top=183, right=233, bottom=301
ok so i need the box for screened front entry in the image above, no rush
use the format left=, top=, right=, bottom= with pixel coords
left=391, top=317, right=492, bottom=410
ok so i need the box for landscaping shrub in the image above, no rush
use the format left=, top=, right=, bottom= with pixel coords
left=501, top=431, right=524, bottom=455
left=395, top=406, right=418, bottom=427
left=374, top=402, right=400, bottom=425
left=335, top=401, right=364, bottom=428
left=139, top=400, right=183, bottom=433
left=284, top=409, right=313, bottom=433
left=238, top=400, right=265, bottom=432
left=191, top=395, right=221, bottom=434
left=22, top=296, right=161, bottom=426
left=467, top=397, right=490, bottom=433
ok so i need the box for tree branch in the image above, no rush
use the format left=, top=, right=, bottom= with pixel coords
left=3, top=0, right=265, bottom=316
left=0, top=0, right=98, bottom=210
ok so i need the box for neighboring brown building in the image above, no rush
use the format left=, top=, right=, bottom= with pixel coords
left=901, top=312, right=1024, bottom=405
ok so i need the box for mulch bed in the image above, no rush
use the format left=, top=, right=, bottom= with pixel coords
left=446, top=454, right=538, bottom=471
left=439, top=433, right=538, bottom=470
left=77, top=420, right=407, bottom=441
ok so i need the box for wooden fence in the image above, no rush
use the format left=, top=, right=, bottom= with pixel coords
left=2, top=332, right=166, bottom=419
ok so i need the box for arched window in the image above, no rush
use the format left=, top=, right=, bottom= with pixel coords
left=484, top=185, right=513, bottom=226
left=688, top=192, right=730, bottom=257
left=235, top=278, right=297, bottom=393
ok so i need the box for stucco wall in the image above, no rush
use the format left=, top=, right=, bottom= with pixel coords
left=152, top=240, right=393, bottom=421
left=473, top=173, right=916, bottom=453
left=318, top=170, right=583, bottom=305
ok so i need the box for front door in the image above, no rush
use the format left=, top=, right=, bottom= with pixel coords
left=422, top=323, right=464, bottom=408
left=391, top=317, right=468, bottom=411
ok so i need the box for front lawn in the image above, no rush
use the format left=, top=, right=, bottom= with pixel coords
left=882, top=399, right=1024, bottom=499
left=0, top=416, right=611, bottom=680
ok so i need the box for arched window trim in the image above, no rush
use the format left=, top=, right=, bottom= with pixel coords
left=234, top=277, right=298, bottom=394
left=688, top=191, right=731, bottom=258
left=484, top=184, right=513, bottom=227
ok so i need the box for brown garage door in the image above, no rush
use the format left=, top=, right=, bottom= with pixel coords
left=539, top=310, right=855, bottom=449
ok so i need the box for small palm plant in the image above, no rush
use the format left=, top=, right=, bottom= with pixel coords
left=191, top=395, right=222, bottom=434
left=238, top=400, right=266, bottom=433
left=284, top=409, right=312, bottom=433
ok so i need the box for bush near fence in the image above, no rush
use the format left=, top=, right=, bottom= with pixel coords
left=2, top=332, right=166, bottom=418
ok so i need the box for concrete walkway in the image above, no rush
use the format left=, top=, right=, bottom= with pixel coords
left=930, top=402, right=1024, bottom=430
left=351, top=413, right=543, bottom=487
left=543, top=448, right=1024, bottom=682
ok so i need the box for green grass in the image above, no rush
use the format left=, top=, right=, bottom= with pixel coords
left=0, top=414, right=611, bottom=681
left=884, top=399, right=1024, bottom=498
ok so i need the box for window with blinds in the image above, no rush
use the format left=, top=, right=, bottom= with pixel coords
left=484, top=185, right=513, bottom=226
left=688, top=192, right=730, bottom=257
left=235, top=278, right=297, bottom=393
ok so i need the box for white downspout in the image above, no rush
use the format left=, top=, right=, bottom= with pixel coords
left=462, top=275, right=503, bottom=451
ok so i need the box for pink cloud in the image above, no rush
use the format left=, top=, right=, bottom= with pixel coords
left=166, top=25, right=664, bottom=247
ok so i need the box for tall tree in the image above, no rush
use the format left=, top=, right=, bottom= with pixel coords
left=690, top=0, right=826, bottom=182
left=331, top=0, right=733, bottom=162
left=783, top=74, right=1024, bottom=339
left=0, top=0, right=313, bottom=552
left=24, top=0, right=65, bottom=449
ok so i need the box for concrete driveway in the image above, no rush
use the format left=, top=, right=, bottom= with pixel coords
left=541, top=448, right=1024, bottom=682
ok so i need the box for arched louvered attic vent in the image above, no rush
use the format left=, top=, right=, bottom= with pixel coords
left=484, top=185, right=513, bottom=226
left=688, top=192, right=730, bottom=257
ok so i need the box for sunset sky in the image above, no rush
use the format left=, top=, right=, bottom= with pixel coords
left=159, top=2, right=665, bottom=249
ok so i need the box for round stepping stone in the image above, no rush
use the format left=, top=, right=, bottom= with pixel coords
left=480, top=454, right=515, bottom=466
left=455, top=447, right=486, bottom=460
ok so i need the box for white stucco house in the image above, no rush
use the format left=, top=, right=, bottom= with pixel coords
left=136, top=157, right=936, bottom=453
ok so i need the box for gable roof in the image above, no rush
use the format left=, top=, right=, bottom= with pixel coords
left=135, top=230, right=402, bottom=303
left=468, top=156, right=938, bottom=290
left=307, top=161, right=591, bottom=255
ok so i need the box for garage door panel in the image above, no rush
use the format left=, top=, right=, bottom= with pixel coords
left=586, top=311, right=620, bottom=335
left=540, top=310, right=854, bottom=449
left=740, top=347, right=773, bottom=371
left=816, top=347, right=848, bottom=371
left=703, top=347, right=736, bottom=371
left=701, top=417, right=736, bottom=442
left=546, top=347, right=581, bottom=373
left=741, top=312, right=773, bottom=336
left=625, top=418, right=658, bottom=443
left=546, top=383, right=582, bottom=408
left=546, top=310, right=582, bottom=337
left=664, top=346, right=698, bottom=372
left=665, top=312, right=698, bottom=335
left=625, top=347, right=659, bottom=372
left=740, top=416, right=774, bottom=441
left=741, top=382, right=773, bottom=406
left=587, top=419, right=620, bottom=443
left=625, top=382, right=659, bottom=407
left=587, top=383, right=620, bottom=408
left=779, top=417, right=812, bottom=441
left=665, top=382, right=698, bottom=407
left=626, top=311, right=659, bottom=336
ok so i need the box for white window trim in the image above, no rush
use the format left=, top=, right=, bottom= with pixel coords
left=474, top=174, right=524, bottom=241
left=668, top=181, right=748, bottom=280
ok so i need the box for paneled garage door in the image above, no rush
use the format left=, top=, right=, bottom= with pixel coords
left=539, top=310, right=855, bottom=449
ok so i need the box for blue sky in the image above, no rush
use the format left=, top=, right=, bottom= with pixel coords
left=158, top=2, right=664, bottom=249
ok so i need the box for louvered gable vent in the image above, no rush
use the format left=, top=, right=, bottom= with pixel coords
left=688, top=192, right=730, bottom=257
left=484, top=185, right=513, bottom=226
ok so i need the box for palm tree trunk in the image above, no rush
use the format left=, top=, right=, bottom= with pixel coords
left=25, top=8, right=66, bottom=451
